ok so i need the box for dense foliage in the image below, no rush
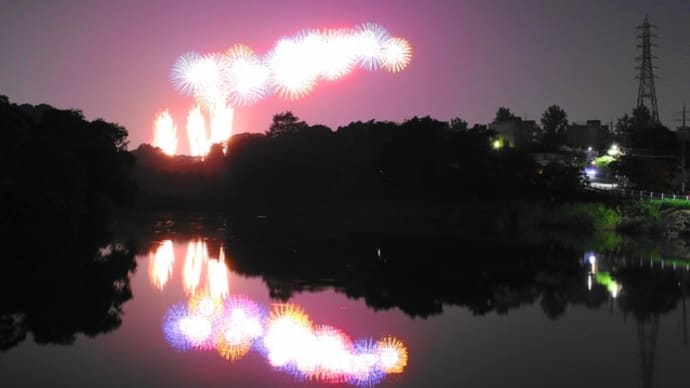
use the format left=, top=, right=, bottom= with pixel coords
left=134, top=113, right=585, bottom=204
left=0, top=96, right=136, bottom=249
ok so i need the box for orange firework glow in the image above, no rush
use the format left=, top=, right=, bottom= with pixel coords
left=186, top=105, right=210, bottom=157
left=309, top=325, right=354, bottom=382
left=381, top=37, right=412, bottom=73
left=188, top=291, right=224, bottom=318
left=376, top=336, right=408, bottom=374
left=214, top=304, right=263, bottom=361
left=207, top=257, right=229, bottom=300
left=183, top=240, right=208, bottom=295
left=149, top=240, right=175, bottom=290
left=209, top=102, right=234, bottom=146
left=152, top=110, right=178, bottom=155
left=263, top=304, right=315, bottom=367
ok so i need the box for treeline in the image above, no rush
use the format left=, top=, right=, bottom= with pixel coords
left=0, top=96, right=136, bottom=254
left=134, top=112, right=586, bottom=205
left=611, top=105, right=683, bottom=192
left=0, top=96, right=138, bottom=350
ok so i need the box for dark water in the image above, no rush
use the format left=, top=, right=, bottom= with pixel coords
left=1, top=213, right=689, bottom=387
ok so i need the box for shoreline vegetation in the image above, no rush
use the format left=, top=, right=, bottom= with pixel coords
left=123, top=197, right=690, bottom=241
left=3, top=96, right=690, bottom=255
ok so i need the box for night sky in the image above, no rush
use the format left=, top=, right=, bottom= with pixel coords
left=1, top=0, right=689, bottom=152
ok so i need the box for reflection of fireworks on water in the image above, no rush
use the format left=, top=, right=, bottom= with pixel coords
left=207, top=259, right=229, bottom=300
left=164, top=299, right=216, bottom=351
left=215, top=296, right=265, bottom=361
left=179, top=314, right=214, bottom=350
left=307, top=325, right=354, bottom=383
left=183, top=240, right=209, bottom=294
left=162, top=295, right=408, bottom=385
left=163, top=303, right=192, bottom=351
left=376, top=336, right=408, bottom=374
left=268, top=303, right=313, bottom=329
left=263, top=304, right=314, bottom=368
left=188, top=291, right=224, bottom=318
left=149, top=240, right=175, bottom=290
left=348, top=338, right=386, bottom=387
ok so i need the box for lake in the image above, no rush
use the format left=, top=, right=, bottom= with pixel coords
left=1, top=212, right=689, bottom=387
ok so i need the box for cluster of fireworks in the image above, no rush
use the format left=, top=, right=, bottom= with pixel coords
left=153, top=23, right=412, bottom=156
left=163, top=298, right=407, bottom=385
left=148, top=240, right=408, bottom=385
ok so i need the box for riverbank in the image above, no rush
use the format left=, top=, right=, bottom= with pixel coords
left=120, top=197, right=690, bottom=253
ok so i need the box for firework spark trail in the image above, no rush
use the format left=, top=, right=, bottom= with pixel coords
left=159, top=23, right=411, bottom=156
left=209, top=102, right=234, bottom=145
left=152, top=110, right=178, bottom=155
left=185, top=106, right=210, bottom=157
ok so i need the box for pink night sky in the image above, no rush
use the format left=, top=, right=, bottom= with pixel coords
left=1, top=0, right=689, bottom=153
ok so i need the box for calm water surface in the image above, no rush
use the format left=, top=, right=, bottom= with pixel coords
left=1, top=214, right=689, bottom=387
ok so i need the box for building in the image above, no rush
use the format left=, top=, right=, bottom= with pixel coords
left=565, top=120, right=612, bottom=150
left=489, top=118, right=541, bottom=148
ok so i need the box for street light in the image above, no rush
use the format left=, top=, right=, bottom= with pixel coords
left=607, top=144, right=621, bottom=157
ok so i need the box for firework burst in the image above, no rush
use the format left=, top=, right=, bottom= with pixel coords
left=348, top=338, right=386, bottom=387
left=163, top=302, right=193, bottom=351
left=376, top=336, right=408, bottom=374
left=215, top=296, right=265, bottom=361
left=161, top=293, right=408, bottom=385
left=224, top=44, right=270, bottom=106
left=355, top=23, right=391, bottom=71
left=161, top=23, right=412, bottom=156
left=381, top=37, right=412, bottom=73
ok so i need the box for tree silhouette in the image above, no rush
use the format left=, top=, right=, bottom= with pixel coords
left=0, top=239, right=137, bottom=351
left=0, top=96, right=137, bottom=254
left=541, top=104, right=568, bottom=146
left=494, top=107, right=517, bottom=123
left=450, top=117, right=468, bottom=131
left=267, top=111, right=308, bottom=137
left=632, top=105, right=654, bottom=130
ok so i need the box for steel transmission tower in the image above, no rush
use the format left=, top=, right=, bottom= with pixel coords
left=636, top=15, right=660, bottom=124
